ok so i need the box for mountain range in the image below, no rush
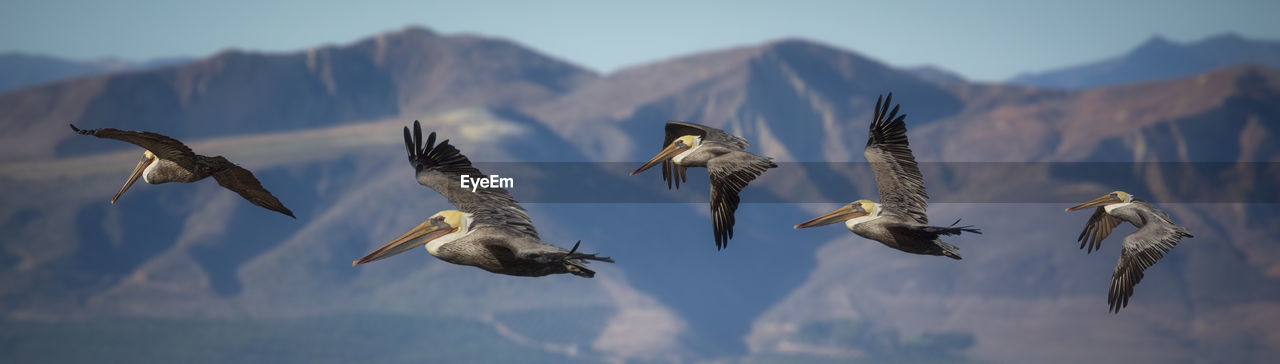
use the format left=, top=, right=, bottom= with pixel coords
left=0, top=52, right=191, bottom=93
left=1011, top=33, right=1280, bottom=89
left=1, top=26, right=1278, bottom=363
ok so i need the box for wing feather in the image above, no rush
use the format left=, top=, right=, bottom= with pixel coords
left=1106, top=202, right=1193, bottom=313
left=70, top=124, right=198, bottom=169
left=707, top=152, right=775, bottom=250
left=863, top=94, right=928, bottom=224
left=1077, top=207, right=1123, bottom=253
left=210, top=161, right=295, bottom=218
left=664, top=121, right=748, bottom=150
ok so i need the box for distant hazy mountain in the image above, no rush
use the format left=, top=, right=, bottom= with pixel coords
left=2, top=26, right=1279, bottom=363
left=0, top=52, right=190, bottom=93
left=0, top=26, right=596, bottom=162
left=529, top=38, right=964, bottom=163
left=1011, top=34, right=1280, bottom=89
left=904, top=65, right=967, bottom=85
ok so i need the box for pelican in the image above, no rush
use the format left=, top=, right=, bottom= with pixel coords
left=1066, top=190, right=1193, bottom=313
left=629, top=121, right=777, bottom=250
left=794, top=93, right=979, bottom=259
left=352, top=121, right=613, bottom=277
left=70, top=124, right=294, bottom=218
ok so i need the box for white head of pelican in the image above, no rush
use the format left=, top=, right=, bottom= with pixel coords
left=793, top=200, right=880, bottom=230
left=352, top=210, right=470, bottom=266
left=630, top=134, right=701, bottom=175
left=1065, top=190, right=1134, bottom=212
left=114, top=149, right=158, bottom=203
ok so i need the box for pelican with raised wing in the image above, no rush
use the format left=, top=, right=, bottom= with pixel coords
left=352, top=121, right=613, bottom=277
left=794, top=93, right=979, bottom=259
left=630, top=121, right=777, bottom=250
left=1066, top=190, right=1193, bottom=313
left=70, top=124, right=294, bottom=218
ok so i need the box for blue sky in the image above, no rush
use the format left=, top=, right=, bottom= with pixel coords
left=1, top=0, right=1277, bottom=81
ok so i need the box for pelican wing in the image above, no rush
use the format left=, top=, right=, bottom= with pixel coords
left=70, top=124, right=198, bottom=169
left=1107, top=202, right=1192, bottom=313
left=404, top=121, right=538, bottom=239
left=707, top=151, right=775, bottom=250
left=1077, top=206, right=1123, bottom=253
left=863, top=93, right=928, bottom=225
left=210, top=159, right=295, bottom=218
left=664, top=121, right=748, bottom=150
left=484, top=235, right=615, bottom=265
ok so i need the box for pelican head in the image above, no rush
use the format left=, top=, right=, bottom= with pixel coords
left=113, top=150, right=157, bottom=204
left=794, top=200, right=879, bottom=229
left=352, top=210, right=468, bottom=266
left=630, top=135, right=700, bottom=176
left=1066, top=190, right=1133, bottom=212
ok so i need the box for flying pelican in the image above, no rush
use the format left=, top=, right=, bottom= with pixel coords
left=794, top=93, right=979, bottom=259
left=629, top=121, right=777, bottom=250
left=1066, top=190, right=1193, bottom=313
left=352, top=121, right=613, bottom=277
left=70, top=124, right=295, bottom=218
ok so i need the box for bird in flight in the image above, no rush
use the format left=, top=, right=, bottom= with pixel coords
left=70, top=124, right=294, bottom=218
left=353, top=121, right=613, bottom=277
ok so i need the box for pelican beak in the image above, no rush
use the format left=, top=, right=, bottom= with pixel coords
left=1066, top=194, right=1120, bottom=212
left=112, top=155, right=153, bottom=204
left=795, top=205, right=865, bottom=229
left=352, top=220, right=456, bottom=266
left=630, top=142, right=690, bottom=176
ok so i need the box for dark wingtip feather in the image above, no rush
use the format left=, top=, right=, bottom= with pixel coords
left=414, top=121, right=426, bottom=155
left=403, top=127, right=414, bottom=161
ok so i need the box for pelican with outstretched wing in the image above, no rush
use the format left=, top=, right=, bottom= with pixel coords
left=1066, top=190, right=1193, bottom=313
left=70, top=124, right=294, bottom=218
left=794, top=93, right=979, bottom=258
left=630, top=121, right=777, bottom=250
left=352, top=121, right=613, bottom=277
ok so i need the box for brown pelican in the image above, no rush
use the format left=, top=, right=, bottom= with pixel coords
left=793, top=93, right=979, bottom=259
left=69, top=124, right=295, bottom=218
left=1066, top=190, right=1193, bottom=313
left=352, top=121, right=613, bottom=277
left=629, top=121, right=777, bottom=250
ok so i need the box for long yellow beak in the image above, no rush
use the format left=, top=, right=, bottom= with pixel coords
left=1066, top=194, right=1120, bottom=211
left=630, top=142, right=690, bottom=176
left=352, top=221, right=456, bottom=266
left=112, top=155, right=153, bottom=204
left=795, top=205, right=865, bottom=229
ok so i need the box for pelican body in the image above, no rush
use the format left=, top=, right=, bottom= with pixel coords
left=352, top=121, right=613, bottom=278
left=630, top=121, right=777, bottom=250
left=794, top=94, right=979, bottom=259
left=1067, top=191, right=1193, bottom=313
left=70, top=124, right=295, bottom=218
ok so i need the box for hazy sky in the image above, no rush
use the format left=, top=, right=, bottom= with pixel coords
left=2, top=0, right=1277, bottom=81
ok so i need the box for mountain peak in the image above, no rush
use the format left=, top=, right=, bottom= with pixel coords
left=1132, top=35, right=1180, bottom=53
left=1012, top=33, right=1280, bottom=89
left=382, top=25, right=438, bottom=40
